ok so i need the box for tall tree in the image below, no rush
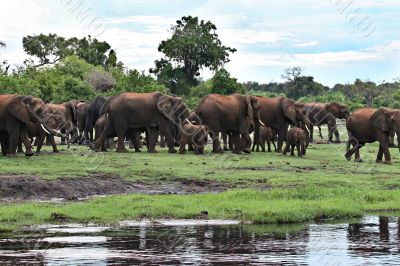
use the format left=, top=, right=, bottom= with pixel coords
left=22, top=34, right=115, bottom=67
left=151, top=16, right=236, bottom=95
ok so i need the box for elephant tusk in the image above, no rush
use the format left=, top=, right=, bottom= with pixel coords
left=259, top=119, right=266, bottom=127
left=41, top=124, right=51, bottom=135
left=185, top=118, right=194, bottom=125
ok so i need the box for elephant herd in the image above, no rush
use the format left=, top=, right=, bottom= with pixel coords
left=0, top=92, right=399, bottom=164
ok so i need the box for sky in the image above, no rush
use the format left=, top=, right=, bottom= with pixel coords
left=0, top=0, right=399, bottom=87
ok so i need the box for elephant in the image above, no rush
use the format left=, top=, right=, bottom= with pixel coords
left=23, top=113, right=69, bottom=153
left=94, top=114, right=143, bottom=152
left=82, top=96, right=109, bottom=144
left=345, top=108, right=400, bottom=164
left=256, top=96, right=311, bottom=153
left=195, top=94, right=262, bottom=154
left=283, top=127, right=308, bottom=157
left=304, top=102, right=350, bottom=142
left=0, top=94, right=67, bottom=156
left=44, top=101, right=78, bottom=145
left=179, top=121, right=208, bottom=155
left=92, top=92, right=189, bottom=153
left=76, top=101, right=89, bottom=144
left=252, top=125, right=276, bottom=152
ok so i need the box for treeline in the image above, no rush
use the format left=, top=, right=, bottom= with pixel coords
left=1, top=16, right=399, bottom=110
left=244, top=77, right=400, bottom=110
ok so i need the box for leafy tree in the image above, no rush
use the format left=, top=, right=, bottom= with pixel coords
left=284, top=76, right=328, bottom=100
left=151, top=16, right=237, bottom=95
left=22, top=34, right=115, bottom=67
left=211, top=68, right=244, bottom=95
left=151, top=59, right=189, bottom=95
left=22, top=34, right=72, bottom=67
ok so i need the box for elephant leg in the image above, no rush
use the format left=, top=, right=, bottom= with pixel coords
left=228, top=133, right=234, bottom=151
left=47, top=135, right=59, bottom=153
left=209, top=129, right=223, bottom=153
left=222, top=132, right=229, bottom=151
left=261, top=138, right=266, bottom=152
left=159, top=134, right=166, bottom=148
left=282, top=144, right=289, bottom=155
left=376, top=144, right=384, bottom=163
left=276, top=129, right=286, bottom=153
left=19, top=127, right=34, bottom=157
left=267, top=139, right=271, bottom=152
left=157, top=119, right=176, bottom=153
left=251, top=140, right=256, bottom=152
left=301, top=143, right=306, bottom=156
left=179, top=141, right=187, bottom=154
left=296, top=143, right=301, bottom=157
left=17, top=141, right=24, bottom=154
left=1, top=139, right=7, bottom=156
left=94, top=123, right=111, bottom=151
left=328, top=122, right=339, bottom=143
left=7, top=126, right=19, bottom=157
left=36, top=134, right=45, bottom=153
left=354, top=144, right=364, bottom=162
left=231, top=132, right=241, bottom=154
left=318, top=126, right=323, bottom=140
left=290, top=144, right=295, bottom=156
left=147, top=127, right=159, bottom=153
left=379, top=139, right=391, bottom=164
left=130, top=131, right=141, bottom=152
left=309, top=126, right=314, bottom=142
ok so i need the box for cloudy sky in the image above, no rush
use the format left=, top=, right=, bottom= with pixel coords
left=0, top=0, right=399, bottom=86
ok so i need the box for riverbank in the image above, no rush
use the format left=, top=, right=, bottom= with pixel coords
left=1, top=139, right=400, bottom=230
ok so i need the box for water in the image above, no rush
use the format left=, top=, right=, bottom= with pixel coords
left=1, top=216, right=400, bottom=265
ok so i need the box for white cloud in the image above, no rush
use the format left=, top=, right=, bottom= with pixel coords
left=292, top=41, right=319, bottom=47
left=0, top=0, right=399, bottom=86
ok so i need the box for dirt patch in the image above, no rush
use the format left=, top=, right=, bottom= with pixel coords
left=0, top=174, right=234, bottom=202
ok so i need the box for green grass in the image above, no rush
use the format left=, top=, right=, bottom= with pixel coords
left=1, top=125, right=400, bottom=229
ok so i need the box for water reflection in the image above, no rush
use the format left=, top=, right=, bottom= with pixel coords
left=1, top=217, right=400, bottom=265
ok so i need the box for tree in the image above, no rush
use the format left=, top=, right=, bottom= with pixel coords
left=211, top=68, right=244, bottom=95
left=151, top=16, right=237, bottom=95
left=353, top=79, right=379, bottom=107
left=22, top=34, right=115, bottom=67
left=281, top=66, right=304, bottom=82
left=284, top=76, right=328, bottom=100
left=22, top=34, right=71, bottom=67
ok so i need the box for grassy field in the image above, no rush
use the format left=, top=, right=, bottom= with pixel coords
left=1, top=126, right=400, bottom=231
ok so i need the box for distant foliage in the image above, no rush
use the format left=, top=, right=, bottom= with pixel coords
left=211, top=69, right=244, bottom=95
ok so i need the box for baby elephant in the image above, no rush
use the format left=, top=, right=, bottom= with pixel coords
left=283, top=127, right=308, bottom=157
left=179, top=122, right=208, bottom=155
left=252, top=125, right=276, bottom=152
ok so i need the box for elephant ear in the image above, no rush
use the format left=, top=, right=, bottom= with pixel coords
left=371, top=108, right=390, bottom=132
left=9, top=96, right=37, bottom=126
left=157, top=95, right=174, bottom=120
left=66, top=101, right=78, bottom=125
left=246, top=96, right=254, bottom=128
left=282, top=98, right=297, bottom=124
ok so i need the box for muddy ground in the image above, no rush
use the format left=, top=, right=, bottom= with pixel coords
left=0, top=174, right=239, bottom=202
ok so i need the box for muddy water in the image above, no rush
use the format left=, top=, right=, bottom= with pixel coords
left=1, top=216, right=400, bottom=265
